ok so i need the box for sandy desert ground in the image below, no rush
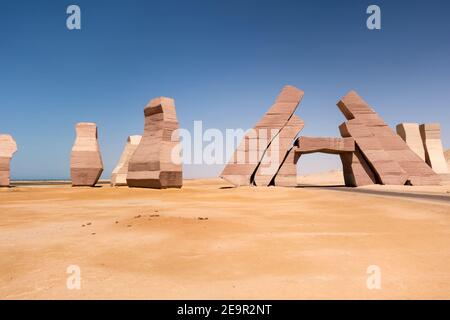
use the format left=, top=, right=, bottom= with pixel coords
left=1, top=173, right=450, bottom=299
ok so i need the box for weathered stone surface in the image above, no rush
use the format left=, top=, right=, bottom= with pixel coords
left=292, top=136, right=373, bottom=187
left=420, top=123, right=449, bottom=174
left=338, top=91, right=440, bottom=186
left=70, top=123, right=104, bottom=187
left=340, top=147, right=378, bottom=187
left=127, top=97, right=182, bottom=189
left=111, top=135, right=142, bottom=186
left=0, top=134, right=18, bottom=187
left=221, top=85, right=304, bottom=186
left=275, top=135, right=375, bottom=187
left=295, top=136, right=355, bottom=154
left=254, top=115, right=304, bottom=186
left=396, top=123, right=426, bottom=161
left=272, top=146, right=300, bottom=187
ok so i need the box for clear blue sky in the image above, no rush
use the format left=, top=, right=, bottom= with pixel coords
left=1, top=0, right=449, bottom=180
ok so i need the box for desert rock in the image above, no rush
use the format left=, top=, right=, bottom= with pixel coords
left=338, top=91, right=440, bottom=186
left=111, top=135, right=142, bottom=186
left=127, top=97, right=182, bottom=188
left=70, top=122, right=104, bottom=187
left=221, top=86, right=304, bottom=187
left=0, top=134, right=18, bottom=187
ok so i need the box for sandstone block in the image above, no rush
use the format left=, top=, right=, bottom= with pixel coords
left=420, top=123, right=449, bottom=174
left=0, top=134, right=18, bottom=187
left=111, top=135, right=142, bottom=186
left=70, top=123, right=103, bottom=187
left=127, top=97, right=182, bottom=188
left=220, top=85, right=304, bottom=187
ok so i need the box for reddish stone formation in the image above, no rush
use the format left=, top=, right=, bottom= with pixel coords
left=220, top=86, right=304, bottom=186
left=254, top=115, right=304, bottom=186
left=127, top=97, right=182, bottom=189
left=0, top=134, right=18, bottom=187
left=295, top=136, right=376, bottom=187
left=339, top=148, right=378, bottom=187
left=295, top=136, right=355, bottom=154
left=338, top=91, right=440, bottom=186
left=274, top=136, right=373, bottom=187
left=70, top=123, right=104, bottom=187
left=222, top=88, right=443, bottom=188
left=111, top=135, right=142, bottom=186
left=272, top=147, right=300, bottom=187
left=294, top=136, right=362, bottom=187
left=419, top=123, right=449, bottom=174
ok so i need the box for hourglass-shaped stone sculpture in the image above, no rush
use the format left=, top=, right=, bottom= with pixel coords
left=70, top=122, right=104, bottom=186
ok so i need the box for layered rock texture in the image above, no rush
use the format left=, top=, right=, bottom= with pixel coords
left=70, top=122, right=104, bottom=187
left=220, top=85, right=304, bottom=187
left=293, top=136, right=367, bottom=187
left=295, top=136, right=355, bottom=154
left=337, top=91, right=440, bottom=186
left=222, top=89, right=442, bottom=187
left=396, top=123, right=426, bottom=161
left=419, top=123, right=449, bottom=174
left=275, top=136, right=375, bottom=188
left=0, top=134, right=18, bottom=187
left=127, top=97, right=182, bottom=189
left=254, top=115, right=304, bottom=186
left=111, top=135, right=142, bottom=186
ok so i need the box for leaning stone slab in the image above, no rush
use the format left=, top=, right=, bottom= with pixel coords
left=338, top=91, right=440, bottom=186
left=254, top=114, right=304, bottom=186
left=221, top=85, right=304, bottom=187
left=111, top=135, right=142, bottom=186
left=396, top=123, right=426, bottom=161
left=420, top=123, right=449, bottom=174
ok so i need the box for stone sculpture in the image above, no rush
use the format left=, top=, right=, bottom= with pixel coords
left=127, top=97, right=182, bottom=188
left=294, top=136, right=355, bottom=154
left=419, top=123, right=449, bottom=174
left=222, top=88, right=443, bottom=188
left=254, top=115, right=304, bottom=186
left=0, top=134, right=18, bottom=187
left=111, top=135, right=142, bottom=186
left=274, top=136, right=372, bottom=187
left=338, top=91, right=440, bottom=186
left=272, top=147, right=299, bottom=187
left=220, top=85, right=304, bottom=187
left=70, top=122, right=104, bottom=187
left=396, top=123, right=426, bottom=161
